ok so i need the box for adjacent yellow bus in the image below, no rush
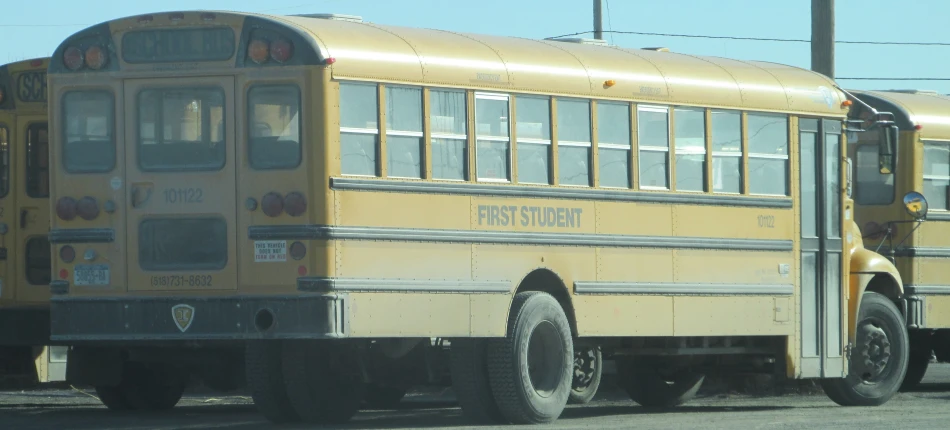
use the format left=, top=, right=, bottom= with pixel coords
left=847, top=89, right=950, bottom=389
left=47, top=11, right=908, bottom=423
left=0, top=58, right=66, bottom=385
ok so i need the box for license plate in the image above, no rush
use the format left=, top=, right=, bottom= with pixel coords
left=254, top=240, right=287, bottom=262
left=74, top=264, right=110, bottom=286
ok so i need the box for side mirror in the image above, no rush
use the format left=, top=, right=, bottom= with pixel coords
left=903, top=191, right=928, bottom=220
left=879, top=125, right=899, bottom=174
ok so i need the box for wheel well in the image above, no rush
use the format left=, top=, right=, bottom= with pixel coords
left=865, top=273, right=902, bottom=304
left=515, top=269, right=577, bottom=336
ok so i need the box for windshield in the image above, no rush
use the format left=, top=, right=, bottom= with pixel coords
left=63, top=91, right=115, bottom=173
left=138, top=87, right=225, bottom=172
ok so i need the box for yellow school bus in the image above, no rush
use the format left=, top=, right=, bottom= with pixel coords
left=0, top=58, right=66, bottom=385
left=847, top=89, right=950, bottom=389
left=47, top=11, right=907, bottom=422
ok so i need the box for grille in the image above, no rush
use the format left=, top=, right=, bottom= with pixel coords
left=139, top=218, right=227, bottom=271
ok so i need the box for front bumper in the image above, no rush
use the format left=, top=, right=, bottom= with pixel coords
left=50, top=294, right=346, bottom=342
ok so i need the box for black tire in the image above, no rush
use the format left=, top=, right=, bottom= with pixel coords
left=363, top=383, right=408, bottom=409
left=282, top=340, right=365, bottom=424
left=821, top=292, right=909, bottom=406
left=568, top=345, right=602, bottom=404
left=615, top=358, right=704, bottom=407
left=94, top=385, right=132, bottom=411
left=245, top=340, right=299, bottom=423
left=487, top=291, right=573, bottom=424
left=900, top=330, right=932, bottom=391
left=449, top=338, right=505, bottom=424
left=121, top=362, right=186, bottom=411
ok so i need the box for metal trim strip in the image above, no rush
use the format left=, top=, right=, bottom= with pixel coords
left=574, top=281, right=794, bottom=296
left=297, top=277, right=511, bottom=293
left=48, top=228, right=115, bottom=244
left=330, top=177, right=793, bottom=208
left=906, top=285, right=950, bottom=295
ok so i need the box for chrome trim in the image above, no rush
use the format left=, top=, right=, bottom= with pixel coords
left=298, top=277, right=511, bottom=293
left=890, top=247, right=950, bottom=258
left=574, top=281, right=794, bottom=295
left=905, top=285, right=950, bottom=295
left=330, top=177, right=793, bottom=208
left=250, top=225, right=793, bottom=251
left=49, top=228, right=115, bottom=244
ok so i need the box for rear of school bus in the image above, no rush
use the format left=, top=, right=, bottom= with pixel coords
left=847, top=89, right=950, bottom=390
left=0, top=58, right=66, bottom=385
left=46, top=12, right=329, bottom=409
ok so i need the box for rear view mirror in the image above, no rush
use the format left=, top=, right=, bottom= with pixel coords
left=903, top=191, right=928, bottom=220
left=879, top=125, right=899, bottom=174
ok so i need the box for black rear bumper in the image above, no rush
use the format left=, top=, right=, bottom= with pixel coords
left=50, top=294, right=345, bottom=342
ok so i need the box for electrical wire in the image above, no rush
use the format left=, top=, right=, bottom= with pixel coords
left=548, top=30, right=950, bottom=46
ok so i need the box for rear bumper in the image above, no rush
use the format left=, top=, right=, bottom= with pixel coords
left=50, top=294, right=346, bottom=342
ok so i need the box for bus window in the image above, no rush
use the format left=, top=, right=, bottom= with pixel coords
left=0, top=126, right=8, bottom=197
left=596, top=102, right=630, bottom=188
left=638, top=106, right=670, bottom=189
left=138, top=88, right=225, bottom=172
left=248, top=85, right=301, bottom=169
left=27, top=124, right=49, bottom=198
left=674, top=108, right=706, bottom=192
left=339, top=83, right=379, bottom=176
left=557, top=99, right=591, bottom=186
left=475, top=93, right=510, bottom=181
left=711, top=110, right=742, bottom=194
left=63, top=91, right=115, bottom=173
left=855, top=143, right=894, bottom=205
left=385, top=86, right=423, bottom=179
left=430, top=90, right=467, bottom=181
left=748, top=114, right=789, bottom=196
left=924, top=141, right=950, bottom=210
left=516, top=96, right=551, bottom=185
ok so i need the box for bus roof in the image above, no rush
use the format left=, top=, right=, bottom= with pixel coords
left=0, top=58, right=49, bottom=110
left=851, top=90, right=950, bottom=139
left=52, top=11, right=845, bottom=116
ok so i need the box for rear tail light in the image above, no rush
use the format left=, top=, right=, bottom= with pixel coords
left=270, top=39, right=294, bottom=63
left=137, top=14, right=154, bottom=23
left=283, top=192, right=307, bottom=217
left=248, top=39, right=269, bottom=64
left=201, top=13, right=216, bottom=21
left=261, top=192, right=284, bottom=217
left=60, top=246, right=76, bottom=263
left=77, top=197, right=100, bottom=220
left=169, top=12, right=185, bottom=22
left=84, top=45, right=108, bottom=70
left=63, top=47, right=84, bottom=71
left=56, top=197, right=78, bottom=221
left=290, top=242, right=306, bottom=260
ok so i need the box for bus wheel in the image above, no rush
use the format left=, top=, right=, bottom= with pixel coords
left=245, top=341, right=299, bottom=423
left=282, top=340, right=365, bottom=424
left=94, top=385, right=132, bottom=411
left=568, top=345, right=602, bottom=404
left=616, top=358, right=704, bottom=407
left=821, top=292, right=909, bottom=406
left=363, top=383, right=408, bottom=409
left=900, top=330, right=932, bottom=391
left=449, top=338, right=505, bottom=424
left=487, top=291, right=573, bottom=424
left=122, top=362, right=186, bottom=411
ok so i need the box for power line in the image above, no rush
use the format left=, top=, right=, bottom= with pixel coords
left=548, top=30, right=950, bottom=47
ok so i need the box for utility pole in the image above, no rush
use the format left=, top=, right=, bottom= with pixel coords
left=594, top=0, right=604, bottom=40
left=811, top=0, right=835, bottom=78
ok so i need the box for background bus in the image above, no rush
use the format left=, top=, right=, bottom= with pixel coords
left=0, top=58, right=65, bottom=385
left=847, top=89, right=950, bottom=389
left=46, top=11, right=907, bottom=423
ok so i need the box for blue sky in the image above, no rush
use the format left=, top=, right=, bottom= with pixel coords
left=2, top=0, right=948, bottom=93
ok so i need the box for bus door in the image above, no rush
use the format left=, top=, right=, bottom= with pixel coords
left=0, top=121, right=13, bottom=303
left=799, top=118, right=847, bottom=378
left=14, top=116, right=50, bottom=304
left=122, top=77, right=238, bottom=292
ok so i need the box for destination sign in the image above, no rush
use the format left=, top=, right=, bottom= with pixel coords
left=122, top=27, right=235, bottom=64
left=16, top=71, right=47, bottom=103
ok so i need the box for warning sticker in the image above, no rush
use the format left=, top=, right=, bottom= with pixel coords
left=254, top=240, right=287, bottom=262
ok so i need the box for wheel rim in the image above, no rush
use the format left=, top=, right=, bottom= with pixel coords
left=527, top=320, right=564, bottom=398
left=572, top=347, right=596, bottom=392
left=855, top=317, right=893, bottom=383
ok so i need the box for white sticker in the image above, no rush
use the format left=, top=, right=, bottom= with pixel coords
left=110, top=176, right=122, bottom=190
left=255, top=240, right=287, bottom=262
